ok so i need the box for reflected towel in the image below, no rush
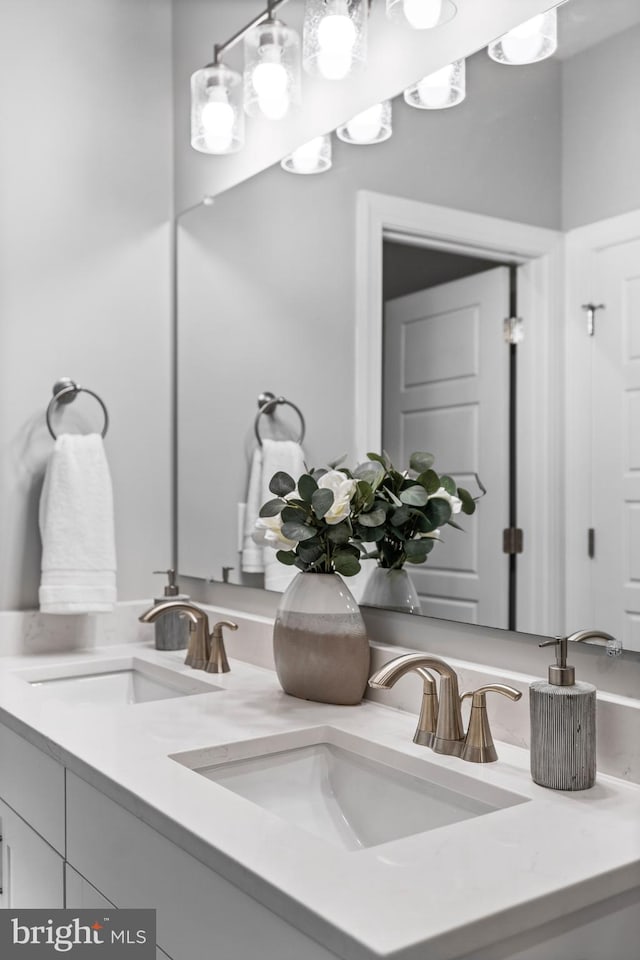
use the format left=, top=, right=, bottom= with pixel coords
left=39, top=433, right=117, bottom=614
left=242, top=438, right=306, bottom=592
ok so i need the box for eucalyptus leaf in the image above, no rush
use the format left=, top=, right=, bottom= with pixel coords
left=333, top=552, right=361, bottom=577
left=404, top=539, right=431, bottom=560
left=355, top=525, right=385, bottom=542
left=418, top=469, right=440, bottom=495
left=297, top=539, right=325, bottom=563
left=359, top=507, right=387, bottom=527
left=298, top=474, right=318, bottom=503
left=259, top=498, right=285, bottom=518
left=426, top=497, right=452, bottom=527
left=458, top=487, right=476, bottom=515
left=399, top=485, right=429, bottom=507
left=409, top=451, right=435, bottom=474
left=275, top=550, right=296, bottom=566
left=390, top=505, right=411, bottom=527
left=311, top=487, right=334, bottom=519
left=281, top=521, right=316, bottom=542
left=353, top=460, right=386, bottom=490
left=327, top=522, right=351, bottom=544
left=269, top=471, right=296, bottom=497
left=447, top=520, right=465, bottom=531
left=440, top=475, right=457, bottom=496
left=281, top=505, right=308, bottom=524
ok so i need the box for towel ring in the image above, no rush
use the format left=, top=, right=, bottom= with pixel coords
left=254, top=391, right=305, bottom=447
left=46, top=378, right=109, bottom=440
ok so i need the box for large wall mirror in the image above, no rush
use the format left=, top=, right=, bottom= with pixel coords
left=177, top=0, right=640, bottom=650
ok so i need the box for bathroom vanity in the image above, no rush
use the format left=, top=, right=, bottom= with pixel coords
left=0, top=605, right=638, bottom=960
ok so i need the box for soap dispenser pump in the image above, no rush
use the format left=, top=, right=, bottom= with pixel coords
left=151, top=569, right=190, bottom=651
left=529, top=631, right=607, bottom=791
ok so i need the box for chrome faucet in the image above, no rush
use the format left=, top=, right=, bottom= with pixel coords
left=369, top=653, right=465, bottom=756
left=139, top=600, right=237, bottom=673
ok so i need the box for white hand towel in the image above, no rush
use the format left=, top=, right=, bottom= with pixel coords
left=241, top=446, right=265, bottom=573
left=243, top=438, right=306, bottom=592
left=39, top=433, right=117, bottom=614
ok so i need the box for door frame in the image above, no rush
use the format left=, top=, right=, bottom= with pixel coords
left=354, top=190, right=563, bottom=635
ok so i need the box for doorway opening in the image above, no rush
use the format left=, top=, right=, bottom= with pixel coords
left=382, top=237, right=518, bottom=629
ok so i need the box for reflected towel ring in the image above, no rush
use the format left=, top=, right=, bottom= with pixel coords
left=254, top=391, right=305, bottom=447
left=46, top=378, right=109, bottom=440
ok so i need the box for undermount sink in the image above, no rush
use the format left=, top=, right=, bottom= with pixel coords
left=21, top=657, right=218, bottom=706
left=171, top=727, right=527, bottom=852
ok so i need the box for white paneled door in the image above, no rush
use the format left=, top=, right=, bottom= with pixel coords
left=591, top=237, right=640, bottom=647
left=383, top=267, right=510, bottom=627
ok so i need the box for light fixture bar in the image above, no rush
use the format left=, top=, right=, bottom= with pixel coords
left=213, top=0, right=291, bottom=63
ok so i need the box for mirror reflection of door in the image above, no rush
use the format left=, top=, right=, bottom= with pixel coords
left=382, top=242, right=512, bottom=627
left=569, top=232, right=640, bottom=644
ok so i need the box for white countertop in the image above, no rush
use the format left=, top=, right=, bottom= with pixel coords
left=0, top=620, right=639, bottom=960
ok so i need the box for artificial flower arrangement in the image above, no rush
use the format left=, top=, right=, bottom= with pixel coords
left=254, top=451, right=481, bottom=575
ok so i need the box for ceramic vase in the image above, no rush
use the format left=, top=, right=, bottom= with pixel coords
left=360, top=567, right=421, bottom=614
left=273, top=572, right=370, bottom=705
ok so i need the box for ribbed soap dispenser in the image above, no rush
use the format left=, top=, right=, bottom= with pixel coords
left=529, top=631, right=610, bottom=790
left=151, top=569, right=191, bottom=651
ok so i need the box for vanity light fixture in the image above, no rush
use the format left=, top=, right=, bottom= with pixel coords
left=303, top=0, right=367, bottom=80
left=244, top=6, right=301, bottom=120
left=404, top=58, right=465, bottom=109
left=191, top=61, right=244, bottom=155
left=336, top=100, right=392, bottom=144
left=386, top=0, right=457, bottom=30
left=488, top=9, right=557, bottom=65
left=281, top=133, right=332, bottom=173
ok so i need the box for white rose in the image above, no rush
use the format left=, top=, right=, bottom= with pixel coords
left=417, top=528, right=441, bottom=540
left=430, top=486, right=462, bottom=515
left=317, top=470, right=357, bottom=525
left=252, top=514, right=297, bottom=552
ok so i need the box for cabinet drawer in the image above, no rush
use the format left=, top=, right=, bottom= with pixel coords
left=67, top=773, right=339, bottom=960
left=0, top=724, right=65, bottom=854
left=0, top=797, right=64, bottom=908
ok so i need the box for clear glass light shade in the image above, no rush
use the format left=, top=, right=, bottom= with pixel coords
left=281, top=134, right=332, bottom=174
left=303, top=0, right=367, bottom=80
left=404, top=59, right=465, bottom=109
left=191, top=63, right=244, bottom=154
left=488, top=10, right=557, bottom=65
left=386, top=0, right=457, bottom=30
left=336, top=100, right=392, bottom=144
left=244, top=19, right=301, bottom=120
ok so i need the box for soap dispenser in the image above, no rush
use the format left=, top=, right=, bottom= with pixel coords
left=151, top=569, right=190, bottom=651
left=530, top=631, right=604, bottom=791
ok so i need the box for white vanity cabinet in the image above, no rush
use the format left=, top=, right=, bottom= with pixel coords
left=66, top=772, right=341, bottom=960
left=0, top=722, right=66, bottom=908
left=65, top=867, right=173, bottom=960
left=0, top=797, right=64, bottom=908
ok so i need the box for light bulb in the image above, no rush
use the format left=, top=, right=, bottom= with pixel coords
left=346, top=103, right=384, bottom=143
left=252, top=48, right=290, bottom=119
left=417, top=63, right=454, bottom=108
left=500, top=14, right=546, bottom=64
left=403, top=0, right=442, bottom=30
left=316, top=7, right=357, bottom=79
left=288, top=136, right=330, bottom=174
left=201, top=91, right=235, bottom=152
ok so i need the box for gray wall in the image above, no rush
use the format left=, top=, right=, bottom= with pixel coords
left=0, top=0, right=173, bottom=609
left=562, top=24, right=640, bottom=229
left=177, top=49, right=563, bottom=581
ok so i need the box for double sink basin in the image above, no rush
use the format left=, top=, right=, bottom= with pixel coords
left=14, top=655, right=527, bottom=853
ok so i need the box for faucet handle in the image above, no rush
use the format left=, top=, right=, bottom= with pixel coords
left=460, top=683, right=522, bottom=763
left=205, top=620, right=238, bottom=674
left=413, top=668, right=439, bottom=747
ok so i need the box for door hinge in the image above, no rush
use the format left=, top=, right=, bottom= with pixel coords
left=503, top=528, right=524, bottom=554
left=581, top=303, right=605, bottom=337
left=588, top=528, right=595, bottom=558
left=504, top=316, right=524, bottom=345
